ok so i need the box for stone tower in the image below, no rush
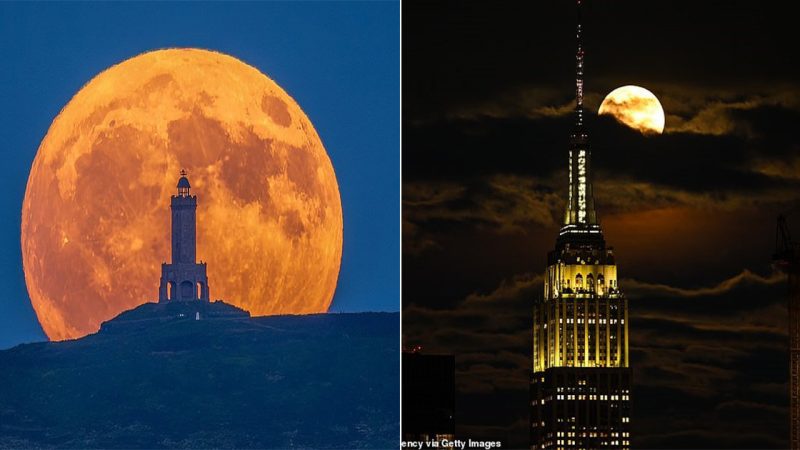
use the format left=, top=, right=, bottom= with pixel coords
left=158, top=170, right=210, bottom=302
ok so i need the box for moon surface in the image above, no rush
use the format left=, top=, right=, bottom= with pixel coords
left=598, top=85, right=665, bottom=134
left=22, top=48, right=343, bottom=341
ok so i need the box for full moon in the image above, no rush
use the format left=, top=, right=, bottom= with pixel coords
left=598, top=85, right=665, bottom=134
left=22, top=49, right=343, bottom=341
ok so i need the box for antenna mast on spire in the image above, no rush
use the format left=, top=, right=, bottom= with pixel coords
left=575, top=0, right=585, bottom=129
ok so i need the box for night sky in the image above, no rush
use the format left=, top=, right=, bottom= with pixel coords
left=0, top=2, right=399, bottom=349
left=403, top=1, right=800, bottom=448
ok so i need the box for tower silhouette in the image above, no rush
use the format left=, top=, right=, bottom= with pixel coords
left=158, top=170, right=210, bottom=302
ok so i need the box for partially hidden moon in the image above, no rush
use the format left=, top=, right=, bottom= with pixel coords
left=598, top=85, right=665, bottom=134
left=22, top=48, right=343, bottom=341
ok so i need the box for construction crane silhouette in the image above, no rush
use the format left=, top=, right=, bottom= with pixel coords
left=773, top=214, right=800, bottom=449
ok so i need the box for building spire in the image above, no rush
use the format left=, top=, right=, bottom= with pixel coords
left=560, top=0, right=602, bottom=244
left=575, top=0, right=585, bottom=129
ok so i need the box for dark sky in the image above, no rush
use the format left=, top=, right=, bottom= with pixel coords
left=0, top=2, right=399, bottom=349
left=403, top=1, right=800, bottom=448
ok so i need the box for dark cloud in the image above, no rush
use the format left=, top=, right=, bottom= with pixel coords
left=625, top=268, right=782, bottom=299
left=403, top=101, right=800, bottom=270
left=404, top=105, right=800, bottom=191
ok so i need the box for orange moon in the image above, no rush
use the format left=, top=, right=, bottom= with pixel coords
left=598, top=85, right=665, bottom=134
left=21, top=48, right=343, bottom=341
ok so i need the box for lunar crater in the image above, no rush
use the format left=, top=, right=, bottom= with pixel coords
left=261, top=93, right=292, bottom=127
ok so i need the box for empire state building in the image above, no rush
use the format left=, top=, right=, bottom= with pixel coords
left=530, top=1, right=631, bottom=448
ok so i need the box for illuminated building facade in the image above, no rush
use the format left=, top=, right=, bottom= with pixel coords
left=530, top=2, right=631, bottom=448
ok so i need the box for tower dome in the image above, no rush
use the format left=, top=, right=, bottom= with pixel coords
left=177, top=169, right=191, bottom=196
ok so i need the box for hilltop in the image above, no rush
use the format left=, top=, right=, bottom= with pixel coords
left=0, top=301, right=399, bottom=449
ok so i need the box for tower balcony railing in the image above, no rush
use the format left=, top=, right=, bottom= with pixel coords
left=549, top=287, right=623, bottom=300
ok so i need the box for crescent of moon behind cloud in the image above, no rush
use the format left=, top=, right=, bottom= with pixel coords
left=599, top=85, right=665, bottom=135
